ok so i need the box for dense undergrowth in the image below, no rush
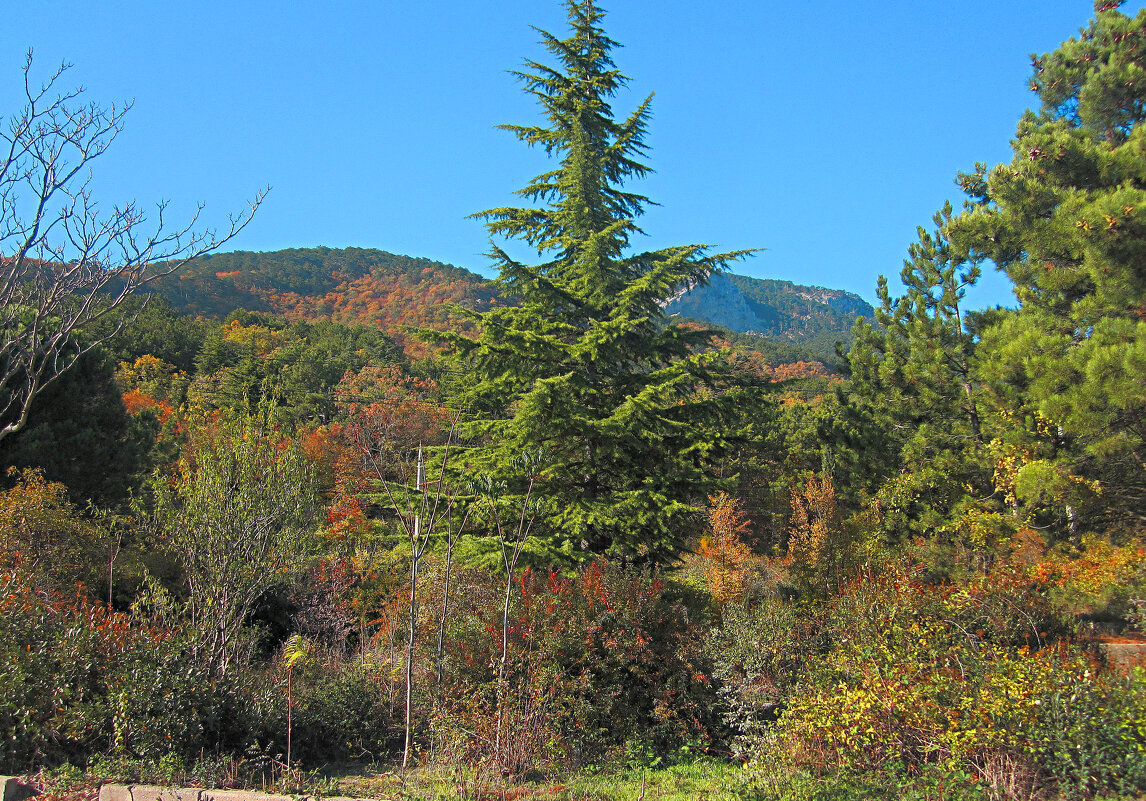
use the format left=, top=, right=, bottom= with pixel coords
left=5, top=533, right=1146, bottom=800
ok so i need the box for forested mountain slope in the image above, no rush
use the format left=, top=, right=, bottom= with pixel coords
left=146, top=247, right=497, bottom=345
left=148, top=246, right=870, bottom=358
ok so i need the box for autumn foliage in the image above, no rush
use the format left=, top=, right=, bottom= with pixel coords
left=0, top=468, right=108, bottom=595
left=122, top=389, right=175, bottom=423
left=786, top=473, right=842, bottom=594
left=698, top=492, right=755, bottom=607
left=267, top=266, right=496, bottom=356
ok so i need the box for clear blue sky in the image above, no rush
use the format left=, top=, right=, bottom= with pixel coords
left=6, top=1, right=1141, bottom=310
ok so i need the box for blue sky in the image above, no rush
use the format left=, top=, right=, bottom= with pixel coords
left=5, top=1, right=1142, bottom=309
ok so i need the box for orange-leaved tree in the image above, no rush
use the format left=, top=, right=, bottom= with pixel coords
left=786, top=473, right=843, bottom=595
left=698, top=492, right=755, bottom=608
left=0, top=468, right=109, bottom=595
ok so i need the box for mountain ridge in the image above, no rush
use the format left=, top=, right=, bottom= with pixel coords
left=145, top=247, right=872, bottom=356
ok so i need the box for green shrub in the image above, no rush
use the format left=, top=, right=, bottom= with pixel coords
left=708, top=595, right=823, bottom=759
left=287, top=658, right=399, bottom=764
left=0, top=571, right=65, bottom=771
left=0, top=570, right=257, bottom=771
left=1027, top=668, right=1146, bottom=799
left=737, top=562, right=1146, bottom=799
left=100, top=637, right=252, bottom=761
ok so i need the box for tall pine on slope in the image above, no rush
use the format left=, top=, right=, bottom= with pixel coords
left=945, top=0, right=1146, bottom=534
left=441, top=1, right=749, bottom=563
left=846, top=205, right=998, bottom=544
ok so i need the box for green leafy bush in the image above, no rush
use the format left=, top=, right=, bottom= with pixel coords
left=708, top=595, right=823, bottom=759
left=0, top=573, right=254, bottom=771
left=284, top=658, right=399, bottom=764
left=1028, top=668, right=1146, bottom=799
left=737, top=562, right=1146, bottom=799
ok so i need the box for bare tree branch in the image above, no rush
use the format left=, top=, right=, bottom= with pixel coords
left=0, top=51, right=266, bottom=441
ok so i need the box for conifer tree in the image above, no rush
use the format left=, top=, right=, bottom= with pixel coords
left=945, top=0, right=1146, bottom=533
left=440, top=1, right=749, bottom=563
left=846, top=206, right=998, bottom=542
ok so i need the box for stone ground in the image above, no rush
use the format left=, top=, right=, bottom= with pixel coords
left=2, top=778, right=381, bottom=801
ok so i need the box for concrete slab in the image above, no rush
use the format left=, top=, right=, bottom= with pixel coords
left=94, top=785, right=380, bottom=801
left=0, top=777, right=37, bottom=801
left=1099, top=640, right=1146, bottom=674
left=129, top=786, right=202, bottom=801
left=198, top=791, right=295, bottom=801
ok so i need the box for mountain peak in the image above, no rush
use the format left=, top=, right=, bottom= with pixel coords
left=662, top=270, right=873, bottom=343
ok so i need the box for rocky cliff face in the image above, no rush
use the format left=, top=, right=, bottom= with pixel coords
left=660, top=272, right=763, bottom=331
left=661, top=271, right=873, bottom=341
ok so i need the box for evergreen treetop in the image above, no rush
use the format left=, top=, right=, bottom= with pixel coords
left=439, top=0, right=752, bottom=563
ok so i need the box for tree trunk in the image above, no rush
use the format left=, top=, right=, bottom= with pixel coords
left=402, top=511, right=420, bottom=770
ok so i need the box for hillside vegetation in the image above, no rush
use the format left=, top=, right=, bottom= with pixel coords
left=147, top=245, right=868, bottom=363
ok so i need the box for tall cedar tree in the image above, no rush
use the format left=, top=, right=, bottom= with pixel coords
left=440, top=1, right=749, bottom=563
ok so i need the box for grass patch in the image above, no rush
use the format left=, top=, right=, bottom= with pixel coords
left=247, top=759, right=752, bottom=800
left=561, top=760, right=752, bottom=800
left=28, top=759, right=1146, bottom=801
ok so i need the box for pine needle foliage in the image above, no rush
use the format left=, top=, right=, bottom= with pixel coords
left=438, top=1, right=752, bottom=564
left=943, top=1, right=1146, bottom=534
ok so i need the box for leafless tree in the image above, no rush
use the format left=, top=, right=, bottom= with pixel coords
left=351, top=414, right=473, bottom=770
left=0, top=51, right=264, bottom=441
left=475, top=458, right=541, bottom=772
